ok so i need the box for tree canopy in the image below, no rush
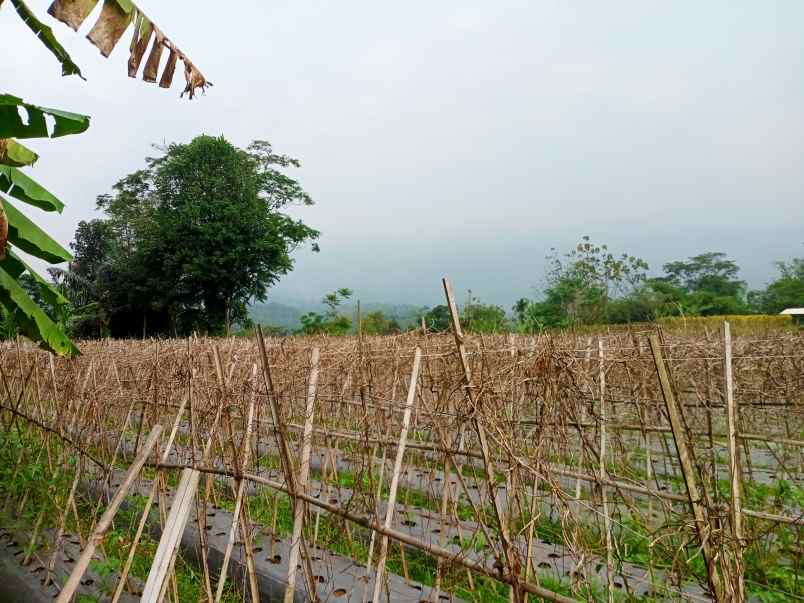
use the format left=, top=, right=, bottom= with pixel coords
left=63, top=135, right=319, bottom=337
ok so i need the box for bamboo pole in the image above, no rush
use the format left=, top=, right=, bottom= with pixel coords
left=284, top=346, right=320, bottom=603
left=598, top=340, right=615, bottom=602
left=371, top=348, right=422, bottom=602
left=56, top=424, right=163, bottom=603
left=648, top=334, right=724, bottom=602
left=142, top=467, right=201, bottom=602
left=214, top=393, right=258, bottom=603
left=443, top=277, right=522, bottom=603
left=724, top=322, right=746, bottom=602
left=111, top=397, right=190, bottom=603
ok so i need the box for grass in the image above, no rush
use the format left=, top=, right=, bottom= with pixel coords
left=2, top=411, right=801, bottom=603
left=0, top=427, right=242, bottom=603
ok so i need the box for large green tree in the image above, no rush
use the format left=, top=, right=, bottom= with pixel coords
left=66, top=136, right=320, bottom=337
left=749, top=257, right=804, bottom=314
left=515, top=237, right=648, bottom=330
left=657, top=252, right=747, bottom=315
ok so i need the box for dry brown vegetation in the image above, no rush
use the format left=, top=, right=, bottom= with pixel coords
left=0, top=312, right=802, bottom=602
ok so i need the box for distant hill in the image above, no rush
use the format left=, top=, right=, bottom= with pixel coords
left=248, top=300, right=428, bottom=331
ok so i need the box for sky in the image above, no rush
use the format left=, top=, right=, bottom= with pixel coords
left=3, top=0, right=803, bottom=308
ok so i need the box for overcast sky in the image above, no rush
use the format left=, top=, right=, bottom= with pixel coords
left=4, top=1, right=803, bottom=307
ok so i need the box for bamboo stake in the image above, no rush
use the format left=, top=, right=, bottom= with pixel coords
left=648, top=334, right=724, bottom=602
left=212, top=351, right=261, bottom=603
left=111, top=397, right=189, bottom=603
left=598, top=340, right=615, bottom=603
left=56, top=424, right=163, bottom=603
left=142, top=467, right=201, bottom=602
left=724, top=322, right=746, bottom=602
left=284, top=346, right=320, bottom=603
left=443, top=277, right=523, bottom=603
left=362, top=443, right=389, bottom=603
left=371, top=348, right=422, bottom=602
left=214, top=393, right=258, bottom=603
left=45, top=462, right=82, bottom=587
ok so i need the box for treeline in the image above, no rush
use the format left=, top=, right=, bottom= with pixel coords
left=418, top=238, right=803, bottom=334
left=2, top=132, right=801, bottom=341
left=255, top=238, right=803, bottom=337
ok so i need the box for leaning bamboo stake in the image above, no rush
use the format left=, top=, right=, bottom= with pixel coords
left=284, top=347, right=320, bottom=603
left=371, top=348, right=422, bottom=603
left=648, top=334, right=724, bottom=602
left=212, top=351, right=261, bottom=603
left=256, top=327, right=318, bottom=601
left=443, top=277, right=522, bottom=603
left=110, top=397, right=190, bottom=603
left=724, top=322, right=746, bottom=602
left=523, top=471, right=541, bottom=603
left=55, top=424, right=163, bottom=603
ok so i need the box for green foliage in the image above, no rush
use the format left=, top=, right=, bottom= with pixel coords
left=0, top=138, right=38, bottom=166
left=0, top=0, right=92, bottom=355
left=0, top=165, right=65, bottom=211
left=299, top=288, right=353, bottom=335
left=514, top=236, right=649, bottom=331
left=62, top=136, right=320, bottom=338
left=420, top=304, right=451, bottom=332
left=2, top=198, right=71, bottom=262
left=360, top=309, right=401, bottom=335
left=0, top=96, right=85, bottom=354
left=0, top=94, right=90, bottom=139
left=511, top=243, right=799, bottom=333
left=461, top=295, right=509, bottom=333
left=656, top=251, right=749, bottom=316
left=749, top=257, right=804, bottom=315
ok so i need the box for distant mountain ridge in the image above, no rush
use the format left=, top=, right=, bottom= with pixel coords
left=248, top=299, right=427, bottom=330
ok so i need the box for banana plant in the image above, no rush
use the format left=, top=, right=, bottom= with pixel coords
left=1, top=0, right=208, bottom=355
left=0, top=95, right=86, bottom=355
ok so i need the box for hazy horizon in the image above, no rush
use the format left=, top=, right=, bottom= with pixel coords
left=4, top=1, right=803, bottom=307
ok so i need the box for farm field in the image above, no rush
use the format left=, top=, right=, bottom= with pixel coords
left=0, top=323, right=802, bottom=603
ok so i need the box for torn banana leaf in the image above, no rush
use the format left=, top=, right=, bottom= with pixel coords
left=2, top=196, right=72, bottom=263
left=158, top=48, right=178, bottom=88
left=10, top=0, right=83, bottom=78
left=0, top=165, right=63, bottom=212
left=46, top=0, right=210, bottom=98
left=0, top=94, right=90, bottom=139
left=0, top=139, right=38, bottom=167
left=0, top=263, right=79, bottom=356
left=86, top=0, right=133, bottom=57
left=128, top=11, right=152, bottom=77
left=47, top=0, right=98, bottom=31
left=142, top=27, right=164, bottom=82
